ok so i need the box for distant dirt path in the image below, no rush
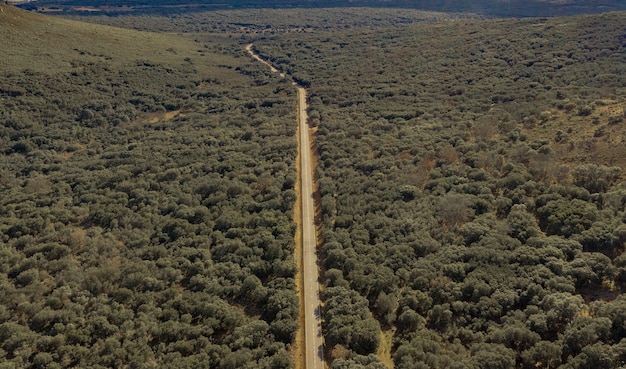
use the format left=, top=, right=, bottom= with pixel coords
left=245, top=44, right=286, bottom=77
left=246, top=44, right=324, bottom=369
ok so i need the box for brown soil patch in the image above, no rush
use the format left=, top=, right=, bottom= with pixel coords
left=578, top=283, right=621, bottom=304
left=292, top=113, right=305, bottom=369
left=309, top=124, right=330, bottom=368
left=378, top=329, right=395, bottom=368
left=398, top=152, right=412, bottom=161
left=130, top=110, right=183, bottom=125
left=524, top=101, right=626, bottom=173
left=310, top=125, right=323, bottom=240
left=59, top=143, right=87, bottom=159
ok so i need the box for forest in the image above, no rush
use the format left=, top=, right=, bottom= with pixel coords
left=0, top=5, right=299, bottom=368
left=251, top=11, right=626, bottom=369
left=2, top=3, right=626, bottom=369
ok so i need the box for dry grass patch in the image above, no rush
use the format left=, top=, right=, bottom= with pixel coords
left=522, top=100, right=626, bottom=175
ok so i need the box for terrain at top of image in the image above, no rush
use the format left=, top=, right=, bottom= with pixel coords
left=13, top=0, right=626, bottom=17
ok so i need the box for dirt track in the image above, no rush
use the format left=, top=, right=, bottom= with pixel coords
left=246, top=44, right=324, bottom=369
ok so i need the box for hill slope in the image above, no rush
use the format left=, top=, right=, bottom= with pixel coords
left=17, top=0, right=626, bottom=17
left=0, top=4, right=231, bottom=74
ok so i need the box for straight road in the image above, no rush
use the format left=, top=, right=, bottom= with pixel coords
left=297, top=84, right=325, bottom=369
left=246, top=44, right=324, bottom=369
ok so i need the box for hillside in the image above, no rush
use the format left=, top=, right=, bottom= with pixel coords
left=1, top=4, right=213, bottom=73
left=0, top=5, right=300, bottom=368
left=62, top=7, right=475, bottom=34
left=17, top=0, right=626, bottom=17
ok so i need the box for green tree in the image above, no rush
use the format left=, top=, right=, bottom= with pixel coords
left=572, top=164, right=621, bottom=193
left=537, top=199, right=597, bottom=237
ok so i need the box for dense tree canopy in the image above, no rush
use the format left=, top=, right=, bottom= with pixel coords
left=2, top=4, right=626, bottom=368
left=252, top=11, right=626, bottom=368
left=0, top=6, right=298, bottom=368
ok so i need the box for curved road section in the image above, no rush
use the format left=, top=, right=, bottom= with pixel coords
left=246, top=44, right=324, bottom=369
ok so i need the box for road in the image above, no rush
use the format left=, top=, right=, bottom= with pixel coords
left=297, top=84, right=325, bottom=369
left=245, top=44, right=286, bottom=78
left=246, top=44, right=324, bottom=369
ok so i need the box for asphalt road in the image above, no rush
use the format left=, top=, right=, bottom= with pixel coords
left=246, top=44, right=324, bottom=369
